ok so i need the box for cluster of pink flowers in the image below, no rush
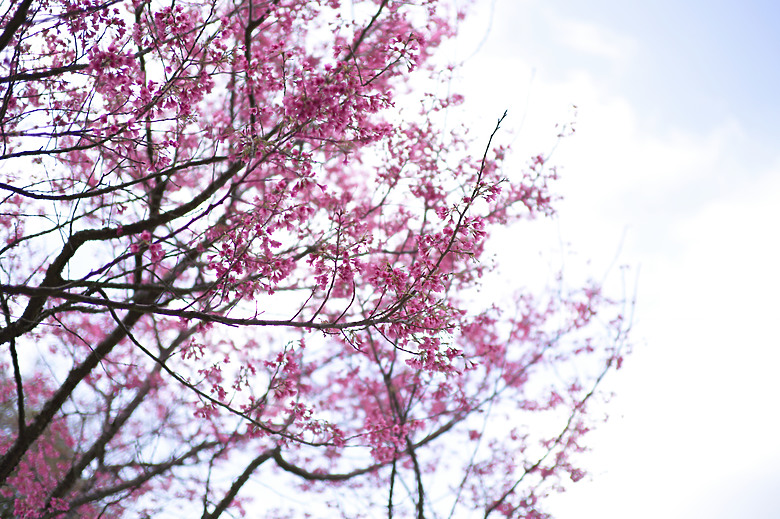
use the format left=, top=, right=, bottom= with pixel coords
left=0, top=0, right=631, bottom=517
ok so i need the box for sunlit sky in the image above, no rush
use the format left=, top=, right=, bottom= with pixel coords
left=450, top=0, right=780, bottom=517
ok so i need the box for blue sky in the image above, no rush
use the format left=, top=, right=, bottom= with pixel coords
left=492, top=0, right=780, bottom=140
left=451, top=1, right=780, bottom=517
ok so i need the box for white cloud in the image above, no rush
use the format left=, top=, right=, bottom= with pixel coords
left=546, top=14, right=637, bottom=62
left=541, top=82, right=780, bottom=519
left=453, top=2, right=780, bottom=517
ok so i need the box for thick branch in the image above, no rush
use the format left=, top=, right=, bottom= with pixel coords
left=0, top=0, right=33, bottom=54
left=201, top=448, right=276, bottom=519
left=0, top=284, right=404, bottom=332
left=0, top=300, right=150, bottom=485
left=0, top=156, right=227, bottom=201
left=43, top=329, right=192, bottom=504
left=60, top=441, right=220, bottom=513
left=272, top=450, right=384, bottom=482
left=0, top=162, right=242, bottom=346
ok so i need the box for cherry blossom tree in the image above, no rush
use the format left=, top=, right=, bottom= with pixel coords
left=0, top=0, right=630, bottom=517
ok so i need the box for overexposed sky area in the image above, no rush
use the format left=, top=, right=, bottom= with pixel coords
left=450, top=1, right=780, bottom=518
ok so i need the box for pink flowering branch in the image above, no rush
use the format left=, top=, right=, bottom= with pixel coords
left=0, top=0, right=631, bottom=517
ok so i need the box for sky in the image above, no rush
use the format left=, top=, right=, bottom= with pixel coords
left=449, top=1, right=780, bottom=518
left=9, top=2, right=777, bottom=516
